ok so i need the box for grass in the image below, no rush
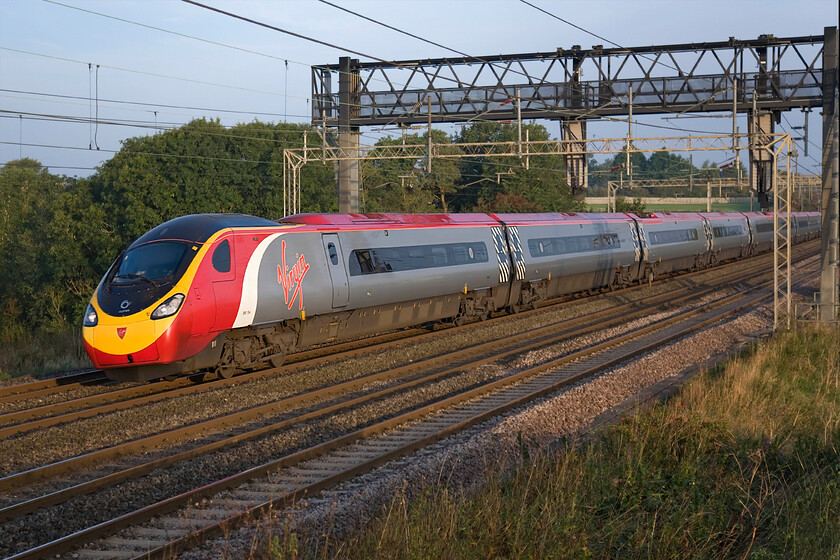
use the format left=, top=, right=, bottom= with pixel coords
left=0, top=327, right=92, bottom=380
left=266, top=326, right=840, bottom=559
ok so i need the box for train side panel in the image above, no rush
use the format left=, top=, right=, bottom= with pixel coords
left=338, top=225, right=501, bottom=309
left=742, top=212, right=774, bottom=254
left=633, top=213, right=710, bottom=277
left=493, top=213, right=641, bottom=301
left=700, top=212, right=751, bottom=262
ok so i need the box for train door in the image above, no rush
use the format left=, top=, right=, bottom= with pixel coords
left=321, top=234, right=349, bottom=308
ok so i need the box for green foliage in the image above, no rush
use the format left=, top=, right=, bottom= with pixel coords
left=360, top=122, right=582, bottom=213
left=0, top=159, right=89, bottom=337
left=588, top=149, right=750, bottom=199
left=612, top=196, right=647, bottom=215
left=91, top=119, right=335, bottom=244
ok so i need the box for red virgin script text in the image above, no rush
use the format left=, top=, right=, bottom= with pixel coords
left=277, top=240, right=310, bottom=310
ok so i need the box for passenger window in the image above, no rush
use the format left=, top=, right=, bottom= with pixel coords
left=212, top=240, right=231, bottom=273
left=328, top=242, right=339, bottom=265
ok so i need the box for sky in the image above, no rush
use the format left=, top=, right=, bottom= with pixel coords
left=0, top=0, right=837, bottom=179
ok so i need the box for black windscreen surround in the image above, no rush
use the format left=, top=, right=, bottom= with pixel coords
left=130, top=213, right=278, bottom=247
left=349, top=242, right=489, bottom=276
left=528, top=233, right=621, bottom=257
left=98, top=241, right=199, bottom=316
left=115, top=242, right=188, bottom=283
left=97, top=213, right=276, bottom=316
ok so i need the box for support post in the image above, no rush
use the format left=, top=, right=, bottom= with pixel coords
left=749, top=105, right=775, bottom=211
left=627, top=85, right=633, bottom=188
left=427, top=96, right=432, bottom=173
left=562, top=49, right=587, bottom=196
left=773, top=140, right=792, bottom=330
left=561, top=120, right=588, bottom=196
left=820, top=26, right=839, bottom=322
left=516, top=88, right=522, bottom=158
left=707, top=181, right=712, bottom=212
left=338, top=56, right=360, bottom=213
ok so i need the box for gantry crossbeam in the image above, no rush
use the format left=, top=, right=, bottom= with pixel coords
left=312, top=34, right=826, bottom=126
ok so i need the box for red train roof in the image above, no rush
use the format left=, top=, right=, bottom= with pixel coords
left=491, top=212, right=636, bottom=225
left=279, top=213, right=500, bottom=227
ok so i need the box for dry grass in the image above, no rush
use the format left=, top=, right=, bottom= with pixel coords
left=0, top=327, right=92, bottom=381
left=682, top=326, right=840, bottom=447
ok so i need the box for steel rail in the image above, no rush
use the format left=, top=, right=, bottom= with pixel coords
left=0, top=327, right=430, bottom=431
left=1, top=238, right=813, bottom=431
left=145, top=265, right=823, bottom=560
left=0, top=370, right=105, bottom=403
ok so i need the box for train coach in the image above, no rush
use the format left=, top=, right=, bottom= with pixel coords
left=82, top=210, right=820, bottom=382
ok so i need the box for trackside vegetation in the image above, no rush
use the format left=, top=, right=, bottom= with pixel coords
left=273, top=327, right=839, bottom=559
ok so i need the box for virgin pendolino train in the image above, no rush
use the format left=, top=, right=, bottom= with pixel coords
left=82, top=211, right=821, bottom=382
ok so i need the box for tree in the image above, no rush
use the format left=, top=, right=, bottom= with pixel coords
left=360, top=135, right=433, bottom=213
left=0, top=160, right=108, bottom=335
left=91, top=119, right=336, bottom=246
left=454, top=122, right=578, bottom=212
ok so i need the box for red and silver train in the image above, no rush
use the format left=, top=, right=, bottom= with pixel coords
left=83, top=211, right=820, bottom=382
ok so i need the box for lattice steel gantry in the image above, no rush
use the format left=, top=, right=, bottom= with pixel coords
left=312, top=30, right=832, bottom=208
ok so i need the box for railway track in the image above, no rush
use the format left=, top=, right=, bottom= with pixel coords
left=0, top=242, right=810, bottom=436
left=0, top=243, right=821, bottom=559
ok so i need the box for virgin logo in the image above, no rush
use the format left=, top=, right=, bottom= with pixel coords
left=277, top=240, right=310, bottom=311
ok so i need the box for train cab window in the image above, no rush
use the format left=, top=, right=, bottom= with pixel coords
left=212, top=240, right=231, bottom=273
left=327, top=242, right=339, bottom=265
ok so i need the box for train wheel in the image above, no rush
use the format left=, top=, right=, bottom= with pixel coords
left=215, top=365, right=235, bottom=379
left=269, top=354, right=286, bottom=368
left=189, top=372, right=208, bottom=384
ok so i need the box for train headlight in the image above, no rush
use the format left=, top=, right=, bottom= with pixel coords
left=83, top=304, right=98, bottom=327
left=151, top=293, right=185, bottom=320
